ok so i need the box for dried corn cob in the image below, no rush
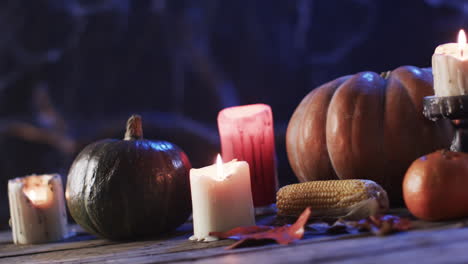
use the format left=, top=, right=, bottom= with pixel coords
left=277, top=180, right=389, bottom=220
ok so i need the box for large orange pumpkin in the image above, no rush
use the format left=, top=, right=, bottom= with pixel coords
left=286, top=66, right=453, bottom=205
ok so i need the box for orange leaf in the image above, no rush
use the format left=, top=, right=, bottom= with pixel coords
left=210, top=207, right=312, bottom=249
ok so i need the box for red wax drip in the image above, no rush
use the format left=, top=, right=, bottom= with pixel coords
left=218, top=104, right=278, bottom=207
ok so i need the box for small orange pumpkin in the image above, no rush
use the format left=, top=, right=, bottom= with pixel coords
left=404, top=150, right=468, bottom=221
left=286, top=66, right=452, bottom=204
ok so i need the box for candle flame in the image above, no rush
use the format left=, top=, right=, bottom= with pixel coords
left=216, top=154, right=225, bottom=181
left=458, top=29, right=466, bottom=57
left=24, top=187, right=49, bottom=207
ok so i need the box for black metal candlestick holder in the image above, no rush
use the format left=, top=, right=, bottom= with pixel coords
left=423, top=95, right=468, bottom=152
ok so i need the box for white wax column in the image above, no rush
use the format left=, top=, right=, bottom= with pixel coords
left=8, top=174, right=68, bottom=244
left=433, top=42, right=468, bottom=96
left=189, top=159, right=255, bottom=242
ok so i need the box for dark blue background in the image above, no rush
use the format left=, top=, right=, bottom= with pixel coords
left=0, top=0, right=466, bottom=227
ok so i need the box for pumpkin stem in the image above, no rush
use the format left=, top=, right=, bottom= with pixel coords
left=380, top=71, right=392, bottom=79
left=124, top=115, right=143, bottom=140
left=441, top=148, right=449, bottom=158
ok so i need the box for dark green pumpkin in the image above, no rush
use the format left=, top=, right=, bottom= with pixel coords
left=66, top=115, right=192, bottom=240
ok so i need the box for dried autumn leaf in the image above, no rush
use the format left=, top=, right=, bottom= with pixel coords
left=210, top=207, right=312, bottom=249
left=356, top=214, right=412, bottom=236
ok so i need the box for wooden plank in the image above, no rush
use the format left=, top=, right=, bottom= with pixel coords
left=0, top=218, right=372, bottom=263
left=172, top=225, right=468, bottom=264
left=335, top=242, right=468, bottom=264
left=0, top=211, right=278, bottom=258
left=0, top=223, right=210, bottom=258
left=0, top=222, right=235, bottom=263
left=0, top=232, right=11, bottom=245
left=0, top=225, right=117, bottom=258
left=0, top=223, right=464, bottom=264
left=0, top=234, right=233, bottom=264
left=0, top=210, right=466, bottom=264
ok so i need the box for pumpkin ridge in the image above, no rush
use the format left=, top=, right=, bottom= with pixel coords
left=390, top=66, right=432, bottom=123
left=326, top=76, right=358, bottom=179
left=356, top=72, right=386, bottom=181
left=287, top=66, right=452, bottom=205
left=74, top=140, right=115, bottom=237
left=79, top=142, right=101, bottom=236
left=377, top=72, right=387, bottom=186
left=84, top=140, right=119, bottom=238
left=320, top=77, right=352, bottom=180
left=391, top=66, right=450, bottom=151
left=295, top=90, right=323, bottom=182
left=383, top=66, right=452, bottom=203
left=67, top=148, right=95, bottom=234
left=159, top=149, right=170, bottom=232
left=120, top=142, right=137, bottom=237
left=87, top=141, right=145, bottom=239
left=286, top=76, right=349, bottom=182
left=382, top=75, right=404, bottom=197
left=327, top=71, right=386, bottom=181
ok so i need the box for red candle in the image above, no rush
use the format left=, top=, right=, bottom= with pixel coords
left=217, top=104, right=277, bottom=207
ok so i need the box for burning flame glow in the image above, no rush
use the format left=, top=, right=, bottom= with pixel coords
left=24, top=186, right=50, bottom=207
left=458, top=29, right=466, bottom=56
left=215, top=154, right=226, bottom=181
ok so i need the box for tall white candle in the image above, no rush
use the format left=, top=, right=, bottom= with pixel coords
left=8, top=174, right=68, bottom=244
left=189, top=155, right=255, bottom=242
left=433, top=29, right=468, bottom=96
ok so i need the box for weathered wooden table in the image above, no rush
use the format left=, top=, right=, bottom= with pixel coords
left=1, top=209, right=467, bottom=264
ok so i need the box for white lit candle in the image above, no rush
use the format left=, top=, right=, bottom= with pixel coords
left=189, top=155, right=255, bottom=242
left=432, top=29, right=468, bottom=96
left=8, top=174, right=68, bottom=244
